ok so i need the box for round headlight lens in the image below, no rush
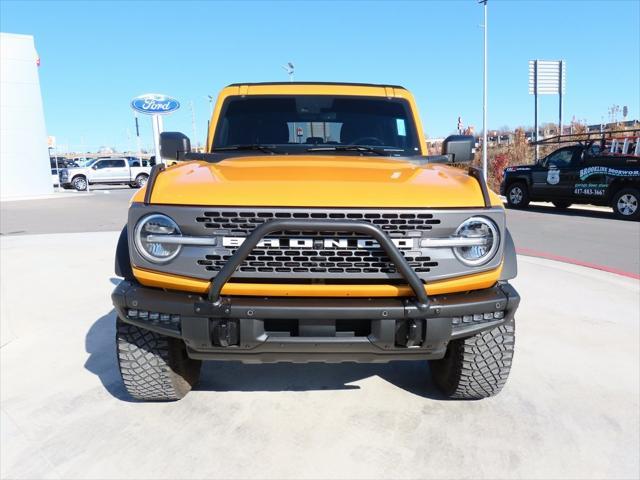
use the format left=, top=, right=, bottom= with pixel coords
left=134, top=214, right=182, bottom=263
left=453, top=216, right=500, bottom=266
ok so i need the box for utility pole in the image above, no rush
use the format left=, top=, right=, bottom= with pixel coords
left=479, top=0, right=488, bottom=181
left=134, top=112, right=142, bottom=160
left=190, top=100, right=197, bottom=148
left=282, top=62, right=296, bottom=141
left=206, top=95, right=214, bottom=150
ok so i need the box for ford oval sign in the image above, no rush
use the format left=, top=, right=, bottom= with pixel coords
left=131, top=93, right=180, bottom=115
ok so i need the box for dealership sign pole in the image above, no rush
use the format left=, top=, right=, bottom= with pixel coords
left=529, top=60, right=566, bottom=160
left=130, top=94, right=180, bottom=164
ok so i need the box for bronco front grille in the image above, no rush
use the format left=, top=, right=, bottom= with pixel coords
left=197, top=247, right=438, bottom=275
left=195, top=210, right=440, bottom=236
left=193, top=208, right=441, bottom=279
left=128, top=204, right=506, bottom=283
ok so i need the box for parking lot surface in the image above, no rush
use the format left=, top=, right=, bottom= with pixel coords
left=1, top=231, right=638, bottom=479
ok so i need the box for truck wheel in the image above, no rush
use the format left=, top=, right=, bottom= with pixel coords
left=135, top=174, right=149, bottom=188
left=612, top=188, right=640, bottom=221
left=72, top=176, right=87, bottom=191
left=430, top=323, right=515, bottom=399
left=116, top=318, right=201, bottom=401
left=552, top=201, right=572, bottom=210
left=505, top=183, right=529, bottom=208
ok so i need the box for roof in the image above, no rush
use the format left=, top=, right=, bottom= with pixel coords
left=226, top=81, right=407, bottom=90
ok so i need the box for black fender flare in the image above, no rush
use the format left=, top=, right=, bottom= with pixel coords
left=499, top=229, right=518, bottom=280
left=115, top=225, right=134, bottom=279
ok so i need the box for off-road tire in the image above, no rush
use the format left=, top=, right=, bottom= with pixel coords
left=116, top=318, right=201, bottom=401
left=135, top=174, right=149, bottom=188
left=72, top=176, right=87, bottom=191
left=431, top=323, right=515, bottom=399
left=612, top=188, right=640, bottom=221
left=552, top=201, right=572, bottom=210
left=505, top=182, right=529, bottom=208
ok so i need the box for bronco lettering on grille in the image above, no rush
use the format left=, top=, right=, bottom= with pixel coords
left=222, top=237, right=415, bottom=249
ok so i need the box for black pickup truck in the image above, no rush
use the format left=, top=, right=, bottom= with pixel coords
left=500, top=142, right=640, bottom=220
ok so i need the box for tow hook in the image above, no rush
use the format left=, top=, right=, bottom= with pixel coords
left=211, top=320, right=239, bottom=347
left=395, top=319, right=424, bottom=348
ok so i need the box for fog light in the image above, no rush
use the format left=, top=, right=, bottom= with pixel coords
left=473, top=313, right=483, bottom=321
left=463, top=315, right=473, bottom=323
left=452, top=317, right=462, bottom=325
left=160, top=313, right=170, bottom=322
left=128, top=309, right=138, bottom=318
left=138, top=311, right=149, bottom=319
left=494, top=311, right=504, bottom=319
left=149, top=312, right=159, bottom=321
left=483, top=312, right=493, bottom=320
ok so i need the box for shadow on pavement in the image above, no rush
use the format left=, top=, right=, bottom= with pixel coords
left=505, top=203, right=619, bottom=221
left=84, top=310, right=446, bottom=402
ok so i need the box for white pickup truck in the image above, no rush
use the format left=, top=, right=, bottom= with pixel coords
left=59, top=157, right=152, bottom=191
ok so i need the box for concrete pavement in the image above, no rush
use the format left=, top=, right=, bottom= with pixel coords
left=1, top=231, right=638, bottom=479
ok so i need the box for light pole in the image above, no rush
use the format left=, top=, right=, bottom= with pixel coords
left=282, top=62, right=295, bottom=82
left=479, top=0, right=488, bottom=181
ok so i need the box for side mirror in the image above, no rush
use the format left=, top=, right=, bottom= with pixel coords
left=160, top=132, right=191, bottom=161
left=442, top=135, right=475, bottom=163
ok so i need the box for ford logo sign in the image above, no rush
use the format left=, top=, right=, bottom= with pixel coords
left=131, top=93, right=180, bottom=115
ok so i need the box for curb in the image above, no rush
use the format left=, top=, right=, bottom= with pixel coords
left=516, top=247, right=640, bottom=280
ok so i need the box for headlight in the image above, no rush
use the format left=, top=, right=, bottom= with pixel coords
left=134, top=214, right=182, bottom=263
left=453, top=216, right=500, bottom=266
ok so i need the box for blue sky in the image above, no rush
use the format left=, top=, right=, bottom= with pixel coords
left=2, top=0, right=639, bottom=152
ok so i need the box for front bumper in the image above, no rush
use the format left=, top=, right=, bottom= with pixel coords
left=112, top=280, right=520, bottom=363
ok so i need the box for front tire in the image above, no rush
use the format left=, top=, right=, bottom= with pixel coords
left=116, top=318, right=201, bottom=401
left=431, top=323, right=515, bottom=399
left=612, top=188, right=640, bottom=221
left=72, top=176, right=87, bottom=191
left=505, top=182, right=530, bottom=208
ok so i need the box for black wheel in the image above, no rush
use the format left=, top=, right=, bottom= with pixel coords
left=135, top=174, right=149, bottom=188
left=612, top=188, right=640, bottom=221
left=505, top=182, right=529, bottom=208
left=72, top=176, right=87, bottom=191
left=552, top=201, right=572, bottom=210
left=116, top=318, right=201, bottom=401
left=431, top=323, right=515, bottom=399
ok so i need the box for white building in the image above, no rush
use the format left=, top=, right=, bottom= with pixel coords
left=0, top=32, right=52, bottom=199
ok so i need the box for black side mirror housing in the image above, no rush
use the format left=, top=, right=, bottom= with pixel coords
left=442, top=135, right=475, bottom=163
left=160, top=132, right=191, bottom=161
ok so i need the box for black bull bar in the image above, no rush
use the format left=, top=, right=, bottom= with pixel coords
left=204, top=218, right=431, bottom=307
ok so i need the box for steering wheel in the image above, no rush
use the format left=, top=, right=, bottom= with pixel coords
left=347, top=136, right=385, bottom=146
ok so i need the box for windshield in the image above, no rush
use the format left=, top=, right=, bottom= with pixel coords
left=212, top=95, right=421, bottom=156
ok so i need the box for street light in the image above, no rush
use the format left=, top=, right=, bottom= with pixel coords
left=479, top=0, right=488, bottom=181
left=282, top=62, right=295, bottom=82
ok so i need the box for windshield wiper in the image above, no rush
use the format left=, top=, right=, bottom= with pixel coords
left=212, top=144, right=280, bottom=154
left=306, top=145, right=404, bottom=156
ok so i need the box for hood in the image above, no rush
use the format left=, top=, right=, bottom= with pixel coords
left=139, top=156, right=498, bottom=208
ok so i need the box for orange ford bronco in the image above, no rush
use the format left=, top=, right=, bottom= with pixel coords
left=112, top=82, right=519, bottom=401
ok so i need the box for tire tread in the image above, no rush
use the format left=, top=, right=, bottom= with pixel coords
left=432, top=323, right=515, bottom=400
left=116, top=319, right=199, bottom=401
